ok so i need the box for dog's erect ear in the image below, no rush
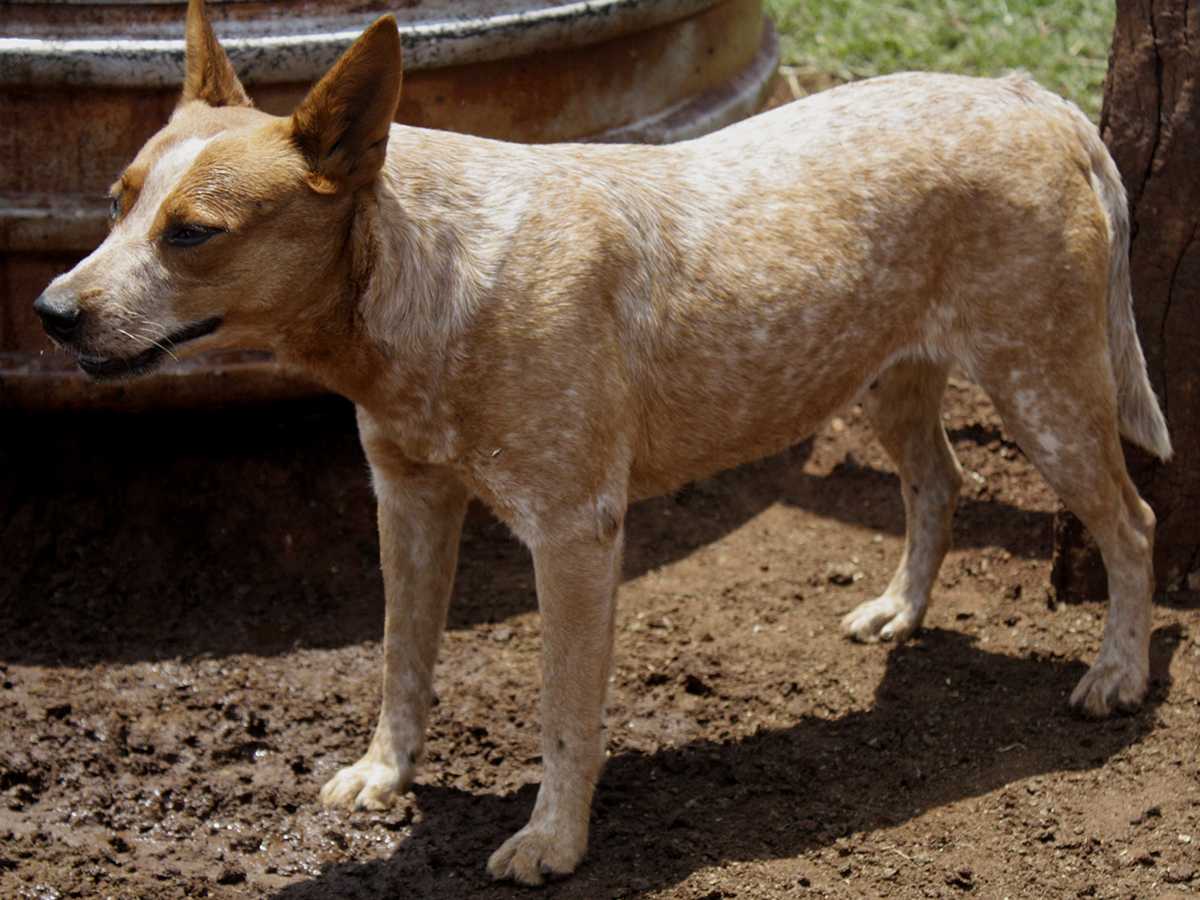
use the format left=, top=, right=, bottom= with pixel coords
left=182, top=0, right=252, bottom=108
left=289, top=16, right=403, bottom=194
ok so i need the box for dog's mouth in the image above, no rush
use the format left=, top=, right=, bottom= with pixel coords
left=78, top=316, right=224, bottom=381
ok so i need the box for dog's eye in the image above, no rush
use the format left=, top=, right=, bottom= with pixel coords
left=108, top=194, right=121, bottom=223
left=163, top=223, right=223, bottom=249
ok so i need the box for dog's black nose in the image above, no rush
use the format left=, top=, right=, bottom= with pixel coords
left=33, top=290, right=84, bottom=340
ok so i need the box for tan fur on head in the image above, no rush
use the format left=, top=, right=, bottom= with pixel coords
left=33, top=3, right=1170, bottom=887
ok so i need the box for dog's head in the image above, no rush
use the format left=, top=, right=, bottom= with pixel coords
left=33, top=0, right=402, bottom=380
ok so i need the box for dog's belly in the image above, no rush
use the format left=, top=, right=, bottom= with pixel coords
left=624, top=330, right=885, bottom=501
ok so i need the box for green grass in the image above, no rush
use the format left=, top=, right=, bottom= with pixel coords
left=765, top=0, right=1115, bottom=119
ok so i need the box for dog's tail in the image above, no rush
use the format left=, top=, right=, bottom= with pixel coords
left=1084, top=118, right=1173, bottom=461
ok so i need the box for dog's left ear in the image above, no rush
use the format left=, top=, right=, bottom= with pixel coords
left=181, top=0, right=253, bottom=108
left=290, top=16, right=403, bottom=195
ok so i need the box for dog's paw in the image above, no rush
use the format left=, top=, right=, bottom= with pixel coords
left=841, top=594, right=922, bottom=643
left=1069, top=657, right=1148, bottom=718
left=487, top=823, right=586, bottom=886
left=319, top=758, right=412, bottom=811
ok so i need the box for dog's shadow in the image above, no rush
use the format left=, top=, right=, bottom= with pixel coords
left=270, top=625, right=1181, bottom=899
left=1, top=399, right=1061, bottom=665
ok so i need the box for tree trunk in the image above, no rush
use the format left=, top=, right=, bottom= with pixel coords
left=1052, top=0, right=1200, bottom=601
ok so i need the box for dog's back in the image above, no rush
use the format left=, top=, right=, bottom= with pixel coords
left=370, top=73, right=1164, bottom=505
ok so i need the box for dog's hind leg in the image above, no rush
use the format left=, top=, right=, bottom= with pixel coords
left=978, top=358, right=1157, bottom=717
left=842, top=357, right=963, bottom=643
left=320, top=421, right=470, bottom=811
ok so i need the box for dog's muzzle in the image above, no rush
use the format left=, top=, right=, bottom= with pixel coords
left=32, top=287, right=224, bottom=381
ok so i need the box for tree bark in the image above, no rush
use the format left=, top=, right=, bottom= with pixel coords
left=1052, top=0, right=1200, bottom=600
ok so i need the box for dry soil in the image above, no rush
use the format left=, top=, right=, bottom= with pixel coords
left=2, top=372, right=1197, bottom=900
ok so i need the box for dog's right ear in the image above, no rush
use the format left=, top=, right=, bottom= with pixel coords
left=181, top=0, right=252, bottom=108
left=289, top=16, right=403, bottom=194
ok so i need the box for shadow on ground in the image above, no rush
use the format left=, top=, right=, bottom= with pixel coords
left=2, top=399, right=1056, bottom=667
left=270, top=626, right=1179, bottom=899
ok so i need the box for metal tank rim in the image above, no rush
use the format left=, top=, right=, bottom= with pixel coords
left=1, top=0, right=724, bottom=86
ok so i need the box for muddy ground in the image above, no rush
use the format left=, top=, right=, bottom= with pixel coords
left=2, top=372, right=1197, bottom=900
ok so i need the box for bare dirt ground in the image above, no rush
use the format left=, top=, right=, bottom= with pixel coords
left=3, top=74, right=1199, bottom=900
left=2, top=372, right=1198, bottom=900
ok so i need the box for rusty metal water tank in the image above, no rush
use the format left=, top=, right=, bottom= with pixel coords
left=1, top=0, right=778, bottom=410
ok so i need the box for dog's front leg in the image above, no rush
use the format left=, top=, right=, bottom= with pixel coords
left=488, top=509, right=623, bottom=885
left=320, top=437, right=469, bottom=812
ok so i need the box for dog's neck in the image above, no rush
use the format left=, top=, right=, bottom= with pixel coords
left=273, top=160, right=480, bottom=464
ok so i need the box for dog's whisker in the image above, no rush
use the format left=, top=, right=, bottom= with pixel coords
left=125, top=326, right=178, bottom=362
left=129, top=316, right=172, bottom=342
left=132, top=329, right=183, bottom=363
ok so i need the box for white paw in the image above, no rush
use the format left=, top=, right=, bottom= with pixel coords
left=841, top=594, right=922, bottom=643
left=1069, top=655, right=1148, bottom=718
left=319, top=757, right=413, bottom=811
left=487, top=822, right=587, bottom=886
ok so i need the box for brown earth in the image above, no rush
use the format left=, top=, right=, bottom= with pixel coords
left=2, top=372, right=1197, bottom=900
left=2, top=76, right=1198, bottom=900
